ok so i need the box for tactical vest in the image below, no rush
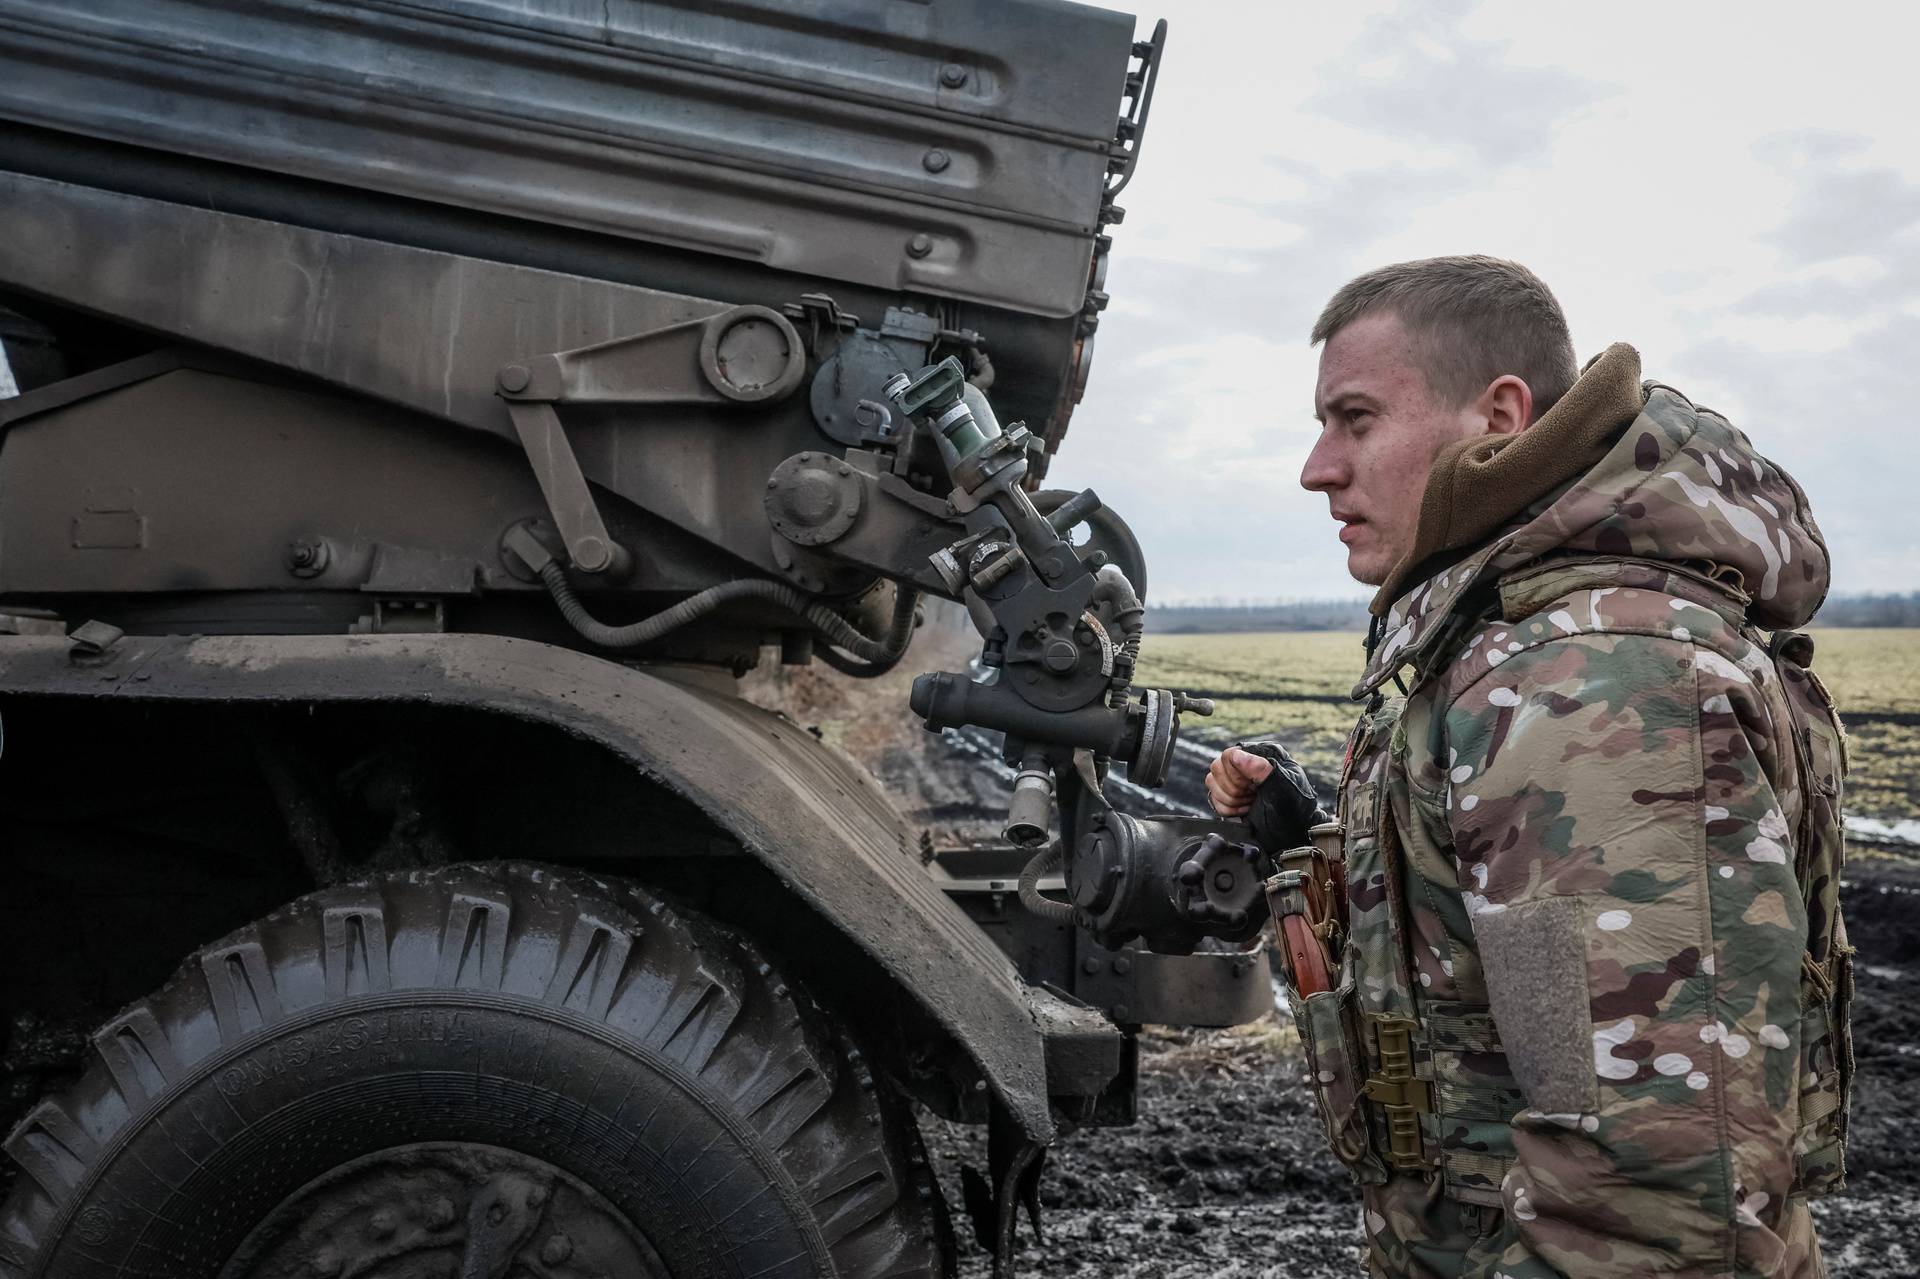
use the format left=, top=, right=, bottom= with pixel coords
left=1277, top=555, right=1854, bottom=1205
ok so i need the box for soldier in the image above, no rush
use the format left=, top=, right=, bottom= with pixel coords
left=1207, top=256, right=1851, bottom=1278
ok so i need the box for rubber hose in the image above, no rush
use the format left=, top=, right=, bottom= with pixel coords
left=1092, top=562, right=1146, bottom=709
left=538, top=562, right=897, bottom=660
left=815, top=585, right=920, bottom=678
left=1018, top=842, right=1078, bottom=923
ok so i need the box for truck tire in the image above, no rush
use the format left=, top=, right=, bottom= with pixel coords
left=0, top=863, right=948, bottom=1277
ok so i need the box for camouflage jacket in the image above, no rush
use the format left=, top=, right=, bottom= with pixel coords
left=1288, top=355, right=1849, bottom=1278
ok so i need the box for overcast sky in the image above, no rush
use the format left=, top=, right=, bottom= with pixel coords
left=1059, top=0, right=1920, bottom=604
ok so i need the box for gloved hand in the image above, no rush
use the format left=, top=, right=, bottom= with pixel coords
left=1204, top=742, right=1326, bottom=853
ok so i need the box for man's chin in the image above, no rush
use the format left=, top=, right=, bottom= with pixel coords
left=1345, top=548, right=1390, bottom=588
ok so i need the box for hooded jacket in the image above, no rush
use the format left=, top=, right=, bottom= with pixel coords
left=1303, top=347, right=1844, bottom=1279
left=1359, top=341, right=1829, bottom=696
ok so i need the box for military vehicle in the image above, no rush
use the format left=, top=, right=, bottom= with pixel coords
left=0, top=3, right=1274, bottom=1274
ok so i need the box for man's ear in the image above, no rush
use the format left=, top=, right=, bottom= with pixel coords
left=1478, top=374, right=1533, bottom=437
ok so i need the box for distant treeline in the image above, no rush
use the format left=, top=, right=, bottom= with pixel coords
left=1809, top=592, right=1920, bottom=628
left=1147, top=599, right=1373, bottom=633
left=1147, top=592, right=1920, bottom=633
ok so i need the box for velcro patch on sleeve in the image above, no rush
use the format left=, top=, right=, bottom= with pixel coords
left=1475, top=895, right=1597, bottom=1115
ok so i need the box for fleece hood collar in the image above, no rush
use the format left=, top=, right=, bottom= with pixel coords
left=1355, top=344, right=1831, bottom=699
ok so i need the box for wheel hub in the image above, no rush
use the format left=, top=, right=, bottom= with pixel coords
left=221, top=1142, right=670, bottom=1278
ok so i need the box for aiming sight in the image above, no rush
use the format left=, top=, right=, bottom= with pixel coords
left=886, top=360, right=1267, bottom=956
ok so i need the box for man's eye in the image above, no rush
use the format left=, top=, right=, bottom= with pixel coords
left=1348, top=409, right=1373, bottom=425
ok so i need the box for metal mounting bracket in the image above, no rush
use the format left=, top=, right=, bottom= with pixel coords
left=495, top=305, right=806, bottom=574
left=501, top=400, right=628, bottom=576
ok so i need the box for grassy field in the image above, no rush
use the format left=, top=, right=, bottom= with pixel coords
left=1135, top=627, right=1920, bottom=826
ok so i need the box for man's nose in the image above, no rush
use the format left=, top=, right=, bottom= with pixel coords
left=1299, top=431, right=1346, bottom=493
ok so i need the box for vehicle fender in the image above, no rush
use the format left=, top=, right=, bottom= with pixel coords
left=0, top=631, right=1057, bottom=1142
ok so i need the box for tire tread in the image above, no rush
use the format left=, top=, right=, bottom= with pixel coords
left=0, top=862, right=946, bottom=1277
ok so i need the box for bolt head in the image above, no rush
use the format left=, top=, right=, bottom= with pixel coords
left=939, top=61, right=969, bottom=87
left=572, top=535, right=613, bottom=573
left=284, top=539, right=329, bottom=577
left=906, top=233, right=934, bottom=259
left=922, top=147, right=951, bottom=173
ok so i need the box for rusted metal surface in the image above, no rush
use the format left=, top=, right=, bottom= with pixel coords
left=0, top=631, right=1064, bottom=1142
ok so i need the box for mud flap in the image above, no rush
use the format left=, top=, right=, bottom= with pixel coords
left=960, top=1097, right=1046, bottom=1278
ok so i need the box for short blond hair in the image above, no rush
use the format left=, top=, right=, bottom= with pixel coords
left=1312, top=255, right=1578, bottom=416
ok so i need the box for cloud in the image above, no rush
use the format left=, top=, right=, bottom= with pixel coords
left=1303, top=0, right=1610, bottom=165
left=1058, top=0, right=1919, bottom=602
left=1668, top=311, right=1920, bottom=595
left=1059, top=0, right=1601, bottom=603
left=1760, top=131, right=1920, bottom=267
left=1661, top=128, right=1920, bottom=597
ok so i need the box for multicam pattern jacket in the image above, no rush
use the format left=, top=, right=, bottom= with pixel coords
left=1287, top=374, right=1850, bottom=1278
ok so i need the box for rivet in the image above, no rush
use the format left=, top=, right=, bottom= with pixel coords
left=939, top=62, right=968, bottom=88
left=906, top=233, right=934, bottom=259
left=1082, top=956, right=1102, bottom=975
left=541, top=1234, right=574, bottom=1264
left=498, top=364, right=531, bottom=393
left=369, top=1208, right=397, bottom=1238
left=922, top=148, right=951, bottom=174
left=310, top=1248, right=342, bottom=1277
left=428, top=1197, right=457, bottom=1229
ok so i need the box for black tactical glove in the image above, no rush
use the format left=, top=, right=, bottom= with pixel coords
left=1233, top=741, right=1328, bottom=854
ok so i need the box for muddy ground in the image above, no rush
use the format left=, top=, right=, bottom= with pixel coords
left=746, top=645, right=1920, bottom=1278
left=926, top=864, right=1920, bottom=1279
